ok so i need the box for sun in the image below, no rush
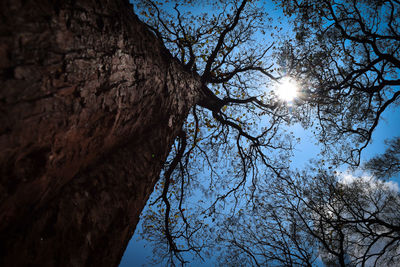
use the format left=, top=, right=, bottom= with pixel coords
left=275, top=77, right=299, bottom=102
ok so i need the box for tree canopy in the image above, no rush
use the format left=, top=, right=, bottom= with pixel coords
left=128, top=0, right=400, bottom=265
left=278, top=0, right=400, bottom=165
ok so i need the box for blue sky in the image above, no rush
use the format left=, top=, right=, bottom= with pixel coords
left=121, top=1, right=400, bottom=266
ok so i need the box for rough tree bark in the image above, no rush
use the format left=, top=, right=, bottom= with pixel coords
left=0, top=0, right=201, bottom=266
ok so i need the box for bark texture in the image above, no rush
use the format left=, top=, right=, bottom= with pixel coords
left=0, top=0, right=201, bottom=265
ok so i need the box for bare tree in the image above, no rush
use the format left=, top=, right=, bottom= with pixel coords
left=218, top=166, right=400, bottom=267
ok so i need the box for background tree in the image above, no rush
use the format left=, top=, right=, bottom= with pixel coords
left=277, top=0, right=400, bottom=165
left=213, top=0, right=400, bottom=265
left=211, top=0, right=400, bottom=265
left=364, top=137, right=400, bottom=180
left=218, top=165, right=400, bottom=266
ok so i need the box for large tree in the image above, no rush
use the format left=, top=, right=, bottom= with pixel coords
left=0, top=0, right=202, bottom=265
left=0, top=0, right=285, bottom=265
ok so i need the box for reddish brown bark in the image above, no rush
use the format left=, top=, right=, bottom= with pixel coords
left=0, top=0, right=201, bottom=265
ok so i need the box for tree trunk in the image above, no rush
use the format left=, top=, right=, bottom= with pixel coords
left=0, top=0, right=201, bottom=266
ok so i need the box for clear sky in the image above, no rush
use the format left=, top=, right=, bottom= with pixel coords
left=120, top=1, right=400, bottom=266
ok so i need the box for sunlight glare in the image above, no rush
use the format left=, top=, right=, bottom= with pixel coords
left=275, top=77, right=299, bottom=102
